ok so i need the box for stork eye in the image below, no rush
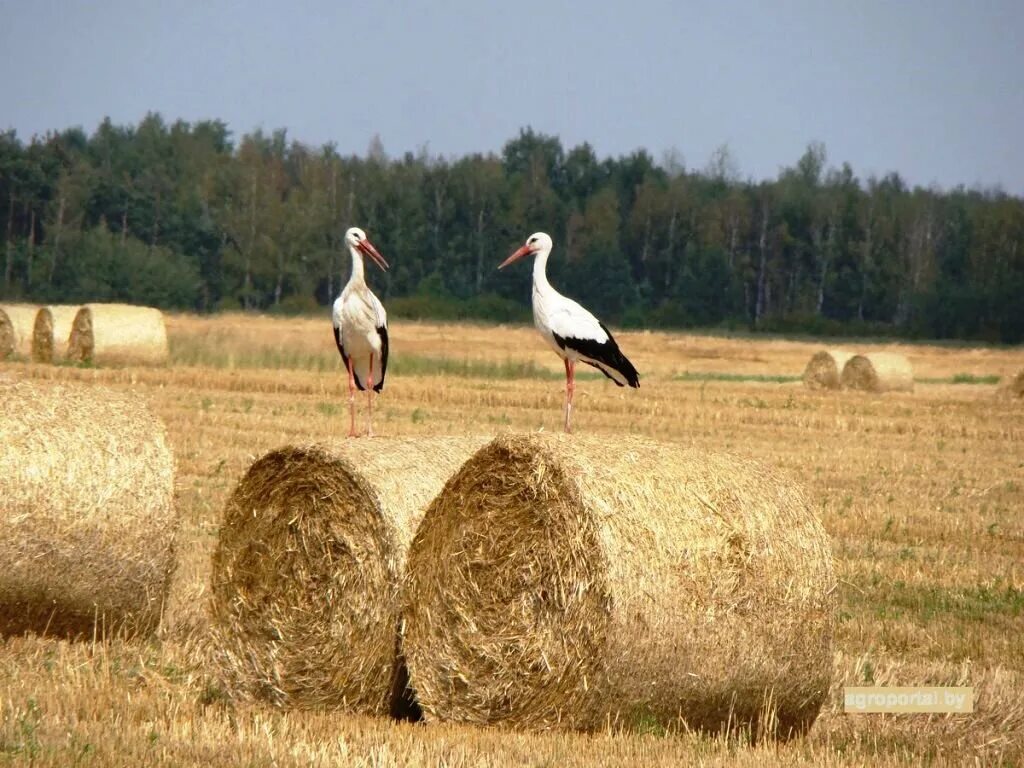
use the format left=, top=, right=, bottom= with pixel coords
left=528, top=237, right=537, bottom=244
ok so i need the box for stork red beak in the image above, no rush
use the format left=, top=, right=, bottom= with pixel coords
left=358, top=239, right=389, bottom=271
left=498, top=244, right=533, bottom=270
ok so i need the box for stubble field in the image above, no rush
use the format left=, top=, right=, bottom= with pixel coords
left=1, top=312, right=1023, bottom=766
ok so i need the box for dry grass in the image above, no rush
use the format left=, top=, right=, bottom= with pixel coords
left=30, top=305, right=78, bottom=363
left=206, top=438, right=486, bottom=715
left=66, top=303, right=169, bottom=366
left=803, top=349, right=855, bottom=390
left=0, top=312, right=1022, bottom=766
left=841, top=353, right=915, bottom=393
left=0, top=378, right=177, bottom=638
left=405, top=433, right=835, bottom=736
left=0, top=304, right=37, bottom=360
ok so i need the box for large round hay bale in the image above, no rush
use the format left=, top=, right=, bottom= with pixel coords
left=208, top=437, right=487, bottom=715
left=840, top=352, right=914, bottom=393
left=66, top=303, right=169, bottom=366
left=403, top=434, right=836, bottom=737
left=0, top=379, right=177, bottom=637
left=0, top=304, right=37, bottom=360
left=31, top=305, right=79, bottom=363
left=802, top=349, right=855, bottom=390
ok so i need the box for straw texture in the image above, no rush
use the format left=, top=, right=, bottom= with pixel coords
left=31, top=305, right=79, bottom=363
left=404, top=434, right=836, bottom=737
left=802, top=349, right=855, bottom=390
left=0, top=379, right=177, bottom=637
left=66, top=303, right=169, bottom=366
left=0, top=304, right=37, bottom=360
left=840, top=353, right=914, bottom=393
left=208, top=437, right=486, bottom=714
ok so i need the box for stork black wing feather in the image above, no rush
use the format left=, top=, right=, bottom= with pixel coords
left=553, top=323, right=640, bottom=388
left=334, top=324, right=367, bottom=391
left=375, top=325, right=388, bottom=393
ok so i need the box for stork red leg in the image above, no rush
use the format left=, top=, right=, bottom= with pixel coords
left=366, top=353, right=375, bottom=437
left=346, top=356, right=358, bottom=438
left=564, top=357, right=576, bottom=434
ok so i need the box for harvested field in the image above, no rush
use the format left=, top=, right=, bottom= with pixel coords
left=0, top=313, right=1022, bottom=766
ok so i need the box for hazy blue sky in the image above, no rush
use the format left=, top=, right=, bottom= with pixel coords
left=2, top=1, right=1022, bottom=193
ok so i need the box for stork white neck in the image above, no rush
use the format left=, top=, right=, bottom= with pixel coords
left=347, top=244, right=366, bottom=285
left=532, top=241, right=554, bottom=295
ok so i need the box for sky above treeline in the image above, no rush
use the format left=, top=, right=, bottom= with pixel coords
left=2, top=0, right=1022, bottom=194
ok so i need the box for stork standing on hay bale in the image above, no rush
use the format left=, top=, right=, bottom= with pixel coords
left=332, top=227, right=390, bottom=437
left=499, top=232, right=639, bottom=433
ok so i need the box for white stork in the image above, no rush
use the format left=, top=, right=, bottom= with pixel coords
left=332, top=226, right=390, bottom=437
left=499, top=231, right=639, bottom=433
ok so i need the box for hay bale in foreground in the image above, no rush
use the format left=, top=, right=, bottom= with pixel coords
left=0, top=304, right=37, bottom=360
left=66, top=303, right=169, bottom=366
left=0, top=379, right=177, bottom=637
left=802, top=349, right=855, bottom=390
left=840, top=352, right=914, bottom=393
left=31, top=305, right=79, bottom=363
left=208, top=437, right=486, bottom=715
left=404, top=434, right=836, bottom=737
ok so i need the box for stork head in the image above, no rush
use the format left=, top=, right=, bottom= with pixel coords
left=344, top=226, right=389, bottom=271
left=498, top=232, right=553, bottom=269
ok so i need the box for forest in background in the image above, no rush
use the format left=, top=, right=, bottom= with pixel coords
left=1, top=114, right=1022, bottom=342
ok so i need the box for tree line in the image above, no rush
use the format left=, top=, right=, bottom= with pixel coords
left=1, top=114, right=1022, bottom=342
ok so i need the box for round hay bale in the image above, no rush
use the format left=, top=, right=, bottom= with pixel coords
left=840, top=352, right=914, bottom=393
left=0, top=379, right=177, bottom=637
left=802, top=349, right=855, bottom=390
left=999, top=369, right=1024, bottom=399
left=0, top=304, right=37, bottom=360
left=31, top=305, right=79, bottom=363
left=66, top=303, right=169, bottom=366
left=208, top=436, right=487, bottom=715
left=403, top=434, right=836, bottom=737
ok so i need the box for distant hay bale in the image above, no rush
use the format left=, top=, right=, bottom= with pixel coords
left=1011, top=370, right=1024, bottom=397
left=840, top=352, right=914, bottom=393
left=66, top=303, right=169, bottom=366
left=31, top=305, right=79, bottom=363
left=998, top=369, right=1024, bottom=399
left=0, top=304, right=37, bottom=360
left=802, top=349, right=855, bottom=390
left=0, top=379, right=177, bottom=637
left=208, top=437, right=486, bottom=715
left=404, top=434, right=836, bottom=737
